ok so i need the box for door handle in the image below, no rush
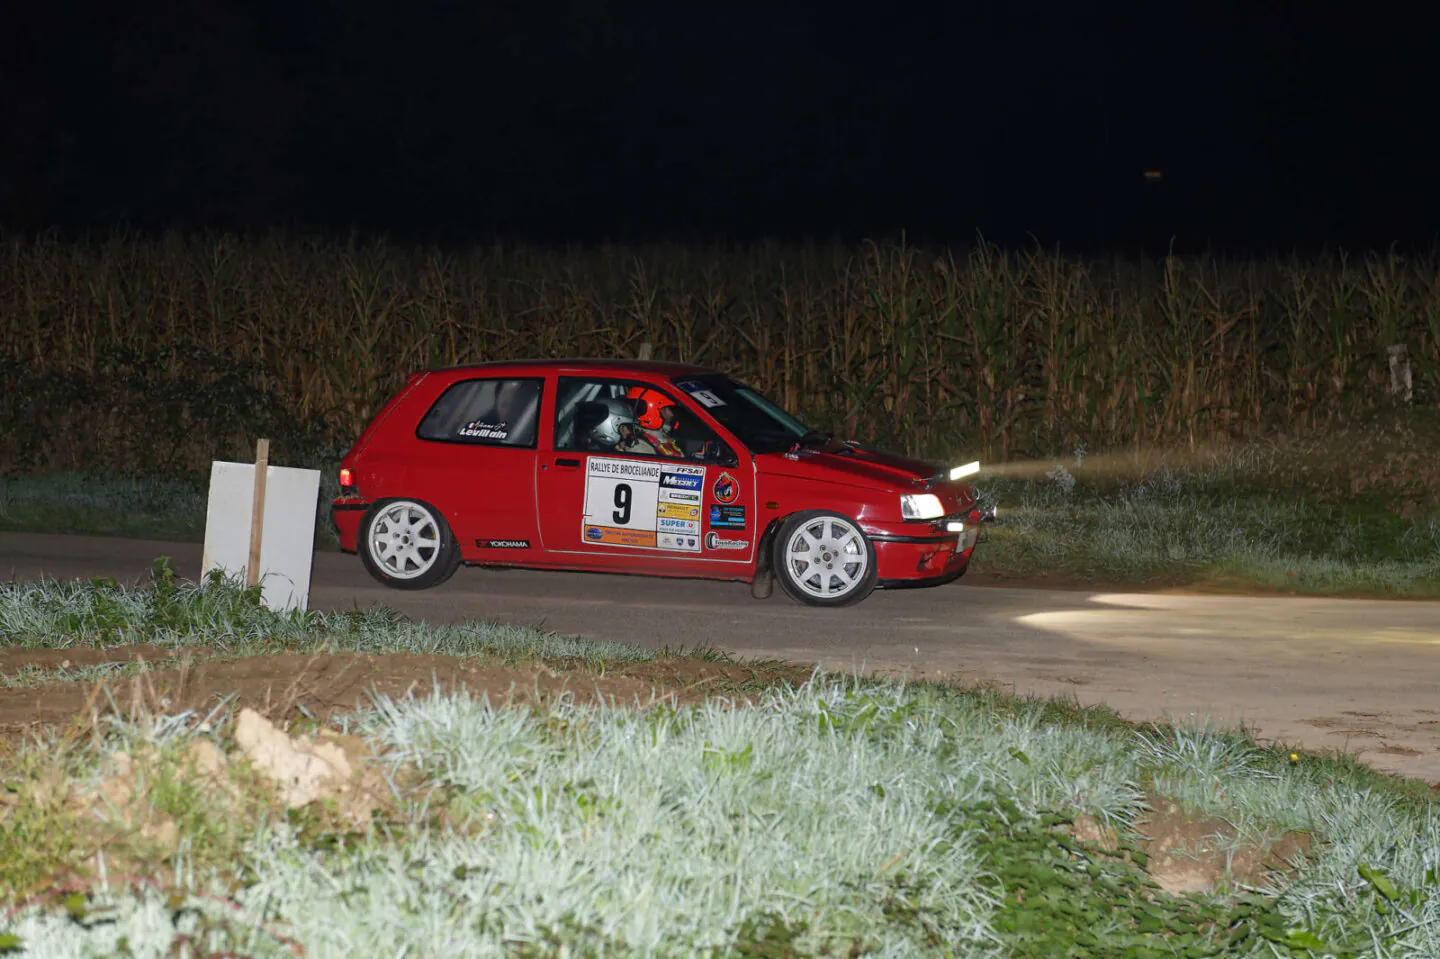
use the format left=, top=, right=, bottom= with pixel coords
left=553, top=457, right=582, bottom=468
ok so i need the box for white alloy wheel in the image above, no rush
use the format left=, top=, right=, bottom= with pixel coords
left=365, top=500, right=444, bottom=580
left=778, top=512, right=875, bottom=605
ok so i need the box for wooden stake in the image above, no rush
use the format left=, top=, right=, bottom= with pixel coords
left=246, top=439, right=270, bottom=587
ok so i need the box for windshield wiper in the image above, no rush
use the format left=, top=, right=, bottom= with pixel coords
left=785, top=429, right=838, bottom=456
left=797, top=430, right=832, bottom=447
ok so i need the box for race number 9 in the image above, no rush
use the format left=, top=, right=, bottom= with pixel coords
left=612, top=483, right=632, bottom=525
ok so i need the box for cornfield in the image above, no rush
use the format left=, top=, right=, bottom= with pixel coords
left=2, top=234, right=1438, bottom=475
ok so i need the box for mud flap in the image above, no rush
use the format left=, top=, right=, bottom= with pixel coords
left=750, top=569, right=774, bottom=599
left=750, top=517, right=780, bottom=600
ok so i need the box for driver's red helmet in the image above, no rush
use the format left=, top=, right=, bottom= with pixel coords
left=626, top=386, right=674, bottom=430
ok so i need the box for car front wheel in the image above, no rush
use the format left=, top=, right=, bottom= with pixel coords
left=359, top=499, right=460, bottom=590
left=773, top=510, right=878, bottom=607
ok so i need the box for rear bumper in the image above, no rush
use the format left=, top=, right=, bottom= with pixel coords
left=331, top=498, right=371, bottom=552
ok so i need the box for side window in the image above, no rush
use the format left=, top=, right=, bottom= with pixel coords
left=554, top=377, right=732, bottom=463
left=416, top=378, right=542, bottom=447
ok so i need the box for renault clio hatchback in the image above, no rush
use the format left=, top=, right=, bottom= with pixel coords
left=331, top=360, right=983, bottom=606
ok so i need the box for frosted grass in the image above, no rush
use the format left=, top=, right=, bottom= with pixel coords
left=7, top=684, right=1440, bottom=955
left=0, top=574, right=655, bottom=663
left=308, top=681, right=1009, bottom=956
left=8, top=681, right=1034, bottom=956
left=1129, top=723, right=1440, bottom=957
left=7, top=571, right=1440, bottom=954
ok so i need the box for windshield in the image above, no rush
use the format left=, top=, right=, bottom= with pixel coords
left=671, top=375, right=821, bottom=454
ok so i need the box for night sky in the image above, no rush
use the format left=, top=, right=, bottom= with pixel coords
left=2, top=0, right=1436, bottom=253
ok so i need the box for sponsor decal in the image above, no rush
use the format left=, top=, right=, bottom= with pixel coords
left=705, top=531, right=749, bottom=551
left=458, top=419, right=509, bottom=440
left=582, top=458, right=707, bottom=552
left=657, top=532, right=701, bottom=552
left=660, top=472, right=704, bottom=491
left=589, top=458, right=662, bottom=480
left=585, top=526, right=657, bottom=548
left=708, top=505, right=746, bottom=529
left=712, top=472, right=739, bottom=505
left=675, top=380, right=726, bottom=408
left=475, top=539, right=530, bottom=549
left=691, top=390, right=726, bottom=408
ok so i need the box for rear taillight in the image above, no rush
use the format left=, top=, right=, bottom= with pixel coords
left=339, top=468, right=354, bottom=489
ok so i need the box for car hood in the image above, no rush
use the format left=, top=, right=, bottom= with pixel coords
left=755, top=443, right=944, bottom=491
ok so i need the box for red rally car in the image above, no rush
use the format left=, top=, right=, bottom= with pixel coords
left=331, top=360, right=985, bottom=607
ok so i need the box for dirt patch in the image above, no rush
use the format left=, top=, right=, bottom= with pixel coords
left=1066, top=792, right=1313, bottom=896
left=0, top=645, right=171, bottom=674
left=1134, top=793, right=1313, bottom=896
left=0, top=650, right=809, bottom=738
left=1070, top=813, right=1122, bottom=852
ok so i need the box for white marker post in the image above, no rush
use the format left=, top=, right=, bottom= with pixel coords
left=202, top=439, right=322, bottom=612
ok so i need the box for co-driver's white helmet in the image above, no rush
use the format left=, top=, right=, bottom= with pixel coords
left=588, top=398, right=638, bottom=448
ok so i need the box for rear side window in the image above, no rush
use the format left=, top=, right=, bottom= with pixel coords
left=415, top=378, right=543, bottom=447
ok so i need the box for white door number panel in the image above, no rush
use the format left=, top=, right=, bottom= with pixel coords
left=582, top=458, right=704, bottom=551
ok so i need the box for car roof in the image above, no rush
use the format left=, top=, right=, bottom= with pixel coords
left=423, top=358, right=716, bottom=377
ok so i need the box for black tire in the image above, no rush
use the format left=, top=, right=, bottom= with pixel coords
left=358, top=498, right=461, bottom=590
left=772, top=510, right=878, bottom=607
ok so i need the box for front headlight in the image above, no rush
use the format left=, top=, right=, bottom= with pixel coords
left=900, top=493, right=945, bottom=520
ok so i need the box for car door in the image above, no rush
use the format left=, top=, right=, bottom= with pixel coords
left=535, top=375, right=757, bottom=576
left=407, top=375, right=545, bottom=561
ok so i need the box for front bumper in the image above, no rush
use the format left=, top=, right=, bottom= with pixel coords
left=867, top=509, right=979, bottom=586
left=872, top=535, right=974, bottom=586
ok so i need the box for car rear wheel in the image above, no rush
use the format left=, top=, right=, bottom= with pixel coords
left=359, top=499, right=460, bottom=590
left=774, top=510, right=877, bottom=607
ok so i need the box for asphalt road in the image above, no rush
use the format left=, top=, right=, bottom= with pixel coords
left=5, top=531, right=1440, bottom=782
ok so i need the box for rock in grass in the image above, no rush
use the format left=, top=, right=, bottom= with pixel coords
left=233, top=708, right=380, bottom=823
